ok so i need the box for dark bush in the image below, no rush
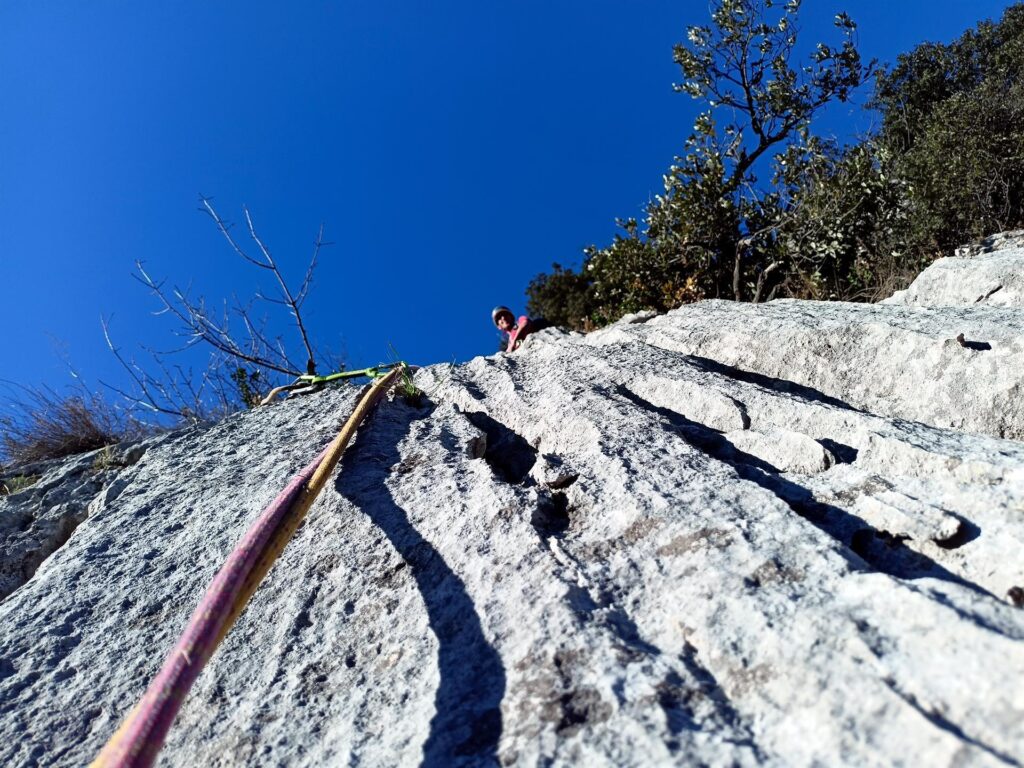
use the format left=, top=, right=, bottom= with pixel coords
left=874, top=5, right=1024, bottom=256
left=526, top=262, right=596, bottom=332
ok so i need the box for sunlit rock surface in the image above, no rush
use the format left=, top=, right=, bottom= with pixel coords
left=884, top=229, right=1024, bottom=308
left=2, top=240, right=1023, bottom=767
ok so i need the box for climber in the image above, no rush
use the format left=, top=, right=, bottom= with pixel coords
left=492, top=306, right=527, bottom=352
left=492, top=306, right=546, bottom=352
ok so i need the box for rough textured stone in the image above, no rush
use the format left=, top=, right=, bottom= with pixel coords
left=883, top=249, right=1024, bottom=308
left=0, top=443, right=149, bottom=601
left=2, top=250, right=1024, bottom=766
left=589, top=300, right=1024, bottom=440
left=954, top=230, right=1024, bottom=258
left=724, top=428, right=834, bottom=474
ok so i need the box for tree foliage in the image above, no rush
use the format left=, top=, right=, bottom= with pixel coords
left=771, top=138, right=910, bottom=301
left=873, top=4, right=1024, bottom=255
left=525, top=263, right=596, bottom=330
left=529, top=0, right=875, bottom=327
left=528, top=2, right=1024, bottom=330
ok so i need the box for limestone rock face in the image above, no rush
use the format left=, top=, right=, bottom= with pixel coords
left=954, top=230, right=1024, bottom=258
left=2, top=252, right=1024, bottom=766
left=883, top=250, right=1024, bottom=308
left=884, top=230, right=1024, bottom=308
left=591, top=300, right=1024, bottom=440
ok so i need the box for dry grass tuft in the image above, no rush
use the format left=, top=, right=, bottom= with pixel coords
left=0, top=474, right=40, bottom=496
left=0, top=386, right=149, bottom=467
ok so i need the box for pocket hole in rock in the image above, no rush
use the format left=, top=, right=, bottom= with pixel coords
left=532, top=492, right=571, bottom=539
left=463, top=411, right=537, bottom=484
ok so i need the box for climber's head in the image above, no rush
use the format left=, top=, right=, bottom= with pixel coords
left=492, top=306, right=516, bottom=332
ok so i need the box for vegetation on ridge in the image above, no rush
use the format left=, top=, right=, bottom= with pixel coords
left=527, top=1, right=1024, bottom=330
left=0, top=385, right=149, bottom=467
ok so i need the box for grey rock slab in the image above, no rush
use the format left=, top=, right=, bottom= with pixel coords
left=0, top=440, right=154, bottom=601
left=3, top=273, right=1024, bottom=766
left=618, top=310, right=659, bottom=325
left=883, top=249, right=1024, bottom=308
left=630, top=375, right=750, bottom=432
left=724, top=428, right=834, bottom=474
left=428, top=337, right=1024, bottom=766
left=587, top=298, right=1024, bottom=440
left=955, top=229, right=1024, bottom=258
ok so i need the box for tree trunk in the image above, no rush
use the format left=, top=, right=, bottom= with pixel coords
left=733, top=244, right=744, bottom=302
left=752, top=262, right=781, bottom=303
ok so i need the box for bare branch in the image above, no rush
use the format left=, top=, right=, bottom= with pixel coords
left=297, top=223, right=328, bottom=307
left=752, top=261, right=782, bottom=303
left=111, top=199, right=336, bottom=424
left=254, top=290, right=289, bottom=307
left=134, top=259, right=302, bottom=377
left=243, top=207, right=319, bottom=374
left=101, top=316, right=196, bottom=420
left=199, top=197, right=270, bottom=270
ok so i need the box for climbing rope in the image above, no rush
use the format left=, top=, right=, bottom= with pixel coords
left=258, top=363, right=400, bottom=406
left=91, top=364, right=408, bottom=768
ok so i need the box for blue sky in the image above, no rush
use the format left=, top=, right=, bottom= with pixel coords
left=0, top=1, right=1015, bottom=405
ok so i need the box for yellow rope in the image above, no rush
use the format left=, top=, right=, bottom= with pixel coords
left=216, top=364, right=405, bottom=643
left=90, top=364, right=406, bottom=768
left=258, top=381, right=303, bottom=406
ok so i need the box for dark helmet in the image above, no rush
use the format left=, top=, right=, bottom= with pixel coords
left=491, top=306, right=515, bottom=328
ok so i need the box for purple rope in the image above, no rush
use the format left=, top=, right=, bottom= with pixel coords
left=99, top=445, right=329, bottom=767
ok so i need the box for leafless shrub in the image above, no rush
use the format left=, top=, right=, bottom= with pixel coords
left=103, top=197, right=334, bottom=420
left=0, top=383, right=153, bottom=466
left=101, top=320, right=244, bottom=424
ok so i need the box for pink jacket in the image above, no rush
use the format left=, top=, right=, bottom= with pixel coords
left=506, top=316, right=531, bottom=352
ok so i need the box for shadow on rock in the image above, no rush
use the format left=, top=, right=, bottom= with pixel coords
left=337, top=399, right=506, bottom=767
left=617, top=386, right=997, bottom=602
left=685, top=354, right=863, bottom=412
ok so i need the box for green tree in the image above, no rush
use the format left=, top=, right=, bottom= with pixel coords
left=528, top=0, right=874, bottom=327
left=873, top=4, right=1024, bottom=255
left=771, top=138, right=909, bottom=301
left=525, top=263, right=595, bottom=330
